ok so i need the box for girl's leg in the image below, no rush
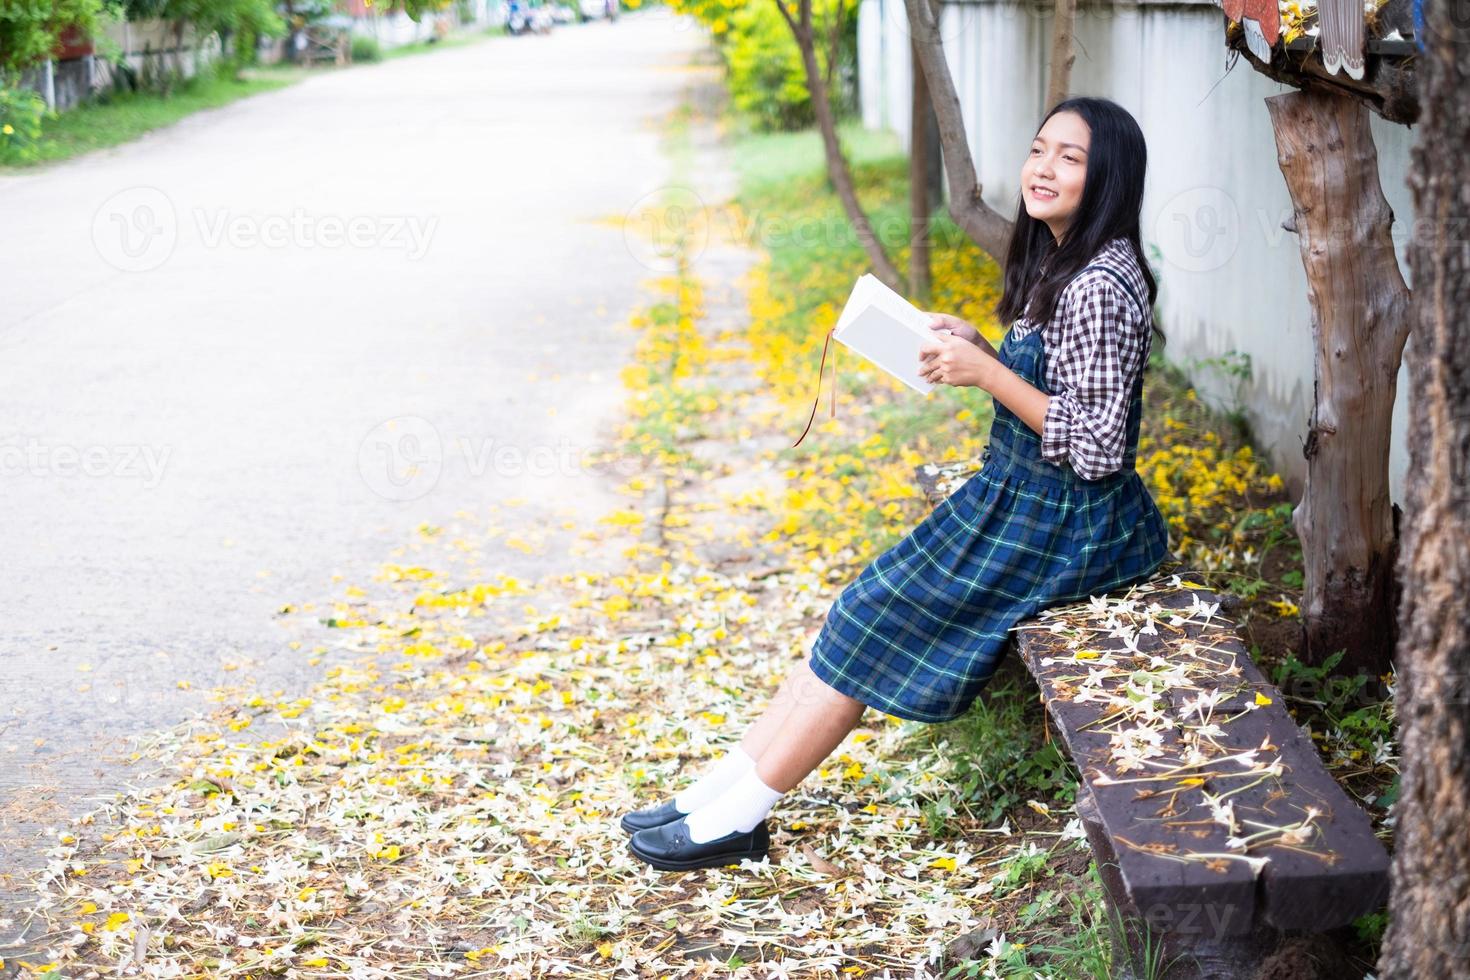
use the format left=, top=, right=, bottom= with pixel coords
left=736, top=656, right=821, bottom=761
left=662, top=656, right=831, bottom=815
left=751, top=658, right=867, bottom=792
left=682, top=658, right=866, bottom=843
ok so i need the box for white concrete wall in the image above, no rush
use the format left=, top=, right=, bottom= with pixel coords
left=82, top=18, right=224, bottom=94
left=350, top=1, right=502, bottom=50
left=352, top=9, right=446, bottom=49
left=858, top=0, right=1417, bottom=506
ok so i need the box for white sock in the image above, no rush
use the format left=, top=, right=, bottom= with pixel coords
left=673, top=745, right=756, bottom=814
left=684, top=769, right=784, bottom=844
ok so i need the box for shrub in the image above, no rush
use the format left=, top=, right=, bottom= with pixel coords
left=350, top=34, right=383, bottom=62
left=722, top=0, right=856, bottom=132
left=0, top=86, right=48, bottom=164
left=0, top=0, right=108, bottom=82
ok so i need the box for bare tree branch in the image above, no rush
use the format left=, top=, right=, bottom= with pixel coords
left=905, top=0, right=1014, bottom=262
left=776, top=0, right=904, bottom=290
left=823, top=0, right=844, bottom=97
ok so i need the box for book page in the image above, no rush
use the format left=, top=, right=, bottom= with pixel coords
left=833, top=274, right=939, bottom=395
left=835, top=305, right=937, bottom=394
left=859, top=274, right=935, bottom=339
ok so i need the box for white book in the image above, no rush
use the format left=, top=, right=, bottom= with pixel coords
left=832, top=273, right=941, bottom=395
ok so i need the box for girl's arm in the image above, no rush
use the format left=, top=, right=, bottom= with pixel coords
left=919, top=279, right=1143, bottom=482
left=918, top=334, right=1045, bottom=436
left=981, top=362, right=1049, bottom=438
left=1036, top=277, right=1146, bottom=479
left=917, top=334, right=1046, bottom=434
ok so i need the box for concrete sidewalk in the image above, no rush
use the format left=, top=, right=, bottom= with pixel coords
left=0, top=7, right=707, bottom=928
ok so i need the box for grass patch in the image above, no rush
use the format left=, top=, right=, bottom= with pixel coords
left=0, top=21, right=506, bottom=171
left=0, top=68, right=299, bottom=170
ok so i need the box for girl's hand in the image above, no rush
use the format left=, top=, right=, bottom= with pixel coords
left=925, top=312, right=978, bottom=343
left=924, top=312, right=999, bottom=361
left=918, top=331, right=994, bottom=390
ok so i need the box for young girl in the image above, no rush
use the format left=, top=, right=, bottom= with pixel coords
left=624, top=97, right=1172, bottom=872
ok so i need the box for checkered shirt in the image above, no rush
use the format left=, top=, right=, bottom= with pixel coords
left=1014, top=237, right=1152, bottom=481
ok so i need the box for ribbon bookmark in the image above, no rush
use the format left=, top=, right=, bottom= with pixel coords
left=792, top=326, right=838, bottom=448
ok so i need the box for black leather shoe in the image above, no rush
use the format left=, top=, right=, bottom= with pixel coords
left=619, top=798, right=685, bottom=835
left=628, top=816, right=771, bottom=871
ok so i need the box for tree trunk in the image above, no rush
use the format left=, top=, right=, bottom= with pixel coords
left=1375, top=0, right=1470, bottom=972
left=1265, top=89, right=1409, bottom=680
left=909, top=34, right=934, bottom=303
left=921, top=64, right=943, bottom=217
left=904, top=0, right=1014, bottom=263
left=1044, top=0, right=1076, bottom=112
left=775, top=0, right=904, bottom=292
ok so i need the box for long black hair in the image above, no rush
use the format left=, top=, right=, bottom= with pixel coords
left=993, top=97, right=1165, bottom=354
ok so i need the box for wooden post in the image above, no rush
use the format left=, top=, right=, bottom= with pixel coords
left=1265, top=88, right=1410, bottom=679
left=1045, top=0, right=1076, bottom=111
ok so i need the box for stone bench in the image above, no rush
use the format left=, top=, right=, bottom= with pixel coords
left=915, top=460, right=1391, bottom=979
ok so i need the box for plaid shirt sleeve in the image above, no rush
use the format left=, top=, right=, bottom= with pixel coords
left=1039, top=272, right=1148, bottom=480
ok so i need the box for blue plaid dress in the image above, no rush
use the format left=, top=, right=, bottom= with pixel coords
left=807, top=321, right=1171, bottom=723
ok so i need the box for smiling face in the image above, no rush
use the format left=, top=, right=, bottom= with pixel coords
left=1022, top=111, right=1090, bottom=244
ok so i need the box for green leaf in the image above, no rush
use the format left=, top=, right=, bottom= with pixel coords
left=192, top=832, right=243, bottom=855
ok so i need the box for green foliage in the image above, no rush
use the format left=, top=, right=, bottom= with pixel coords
left=127, top=0, right=283, bottom=91
left=1270, top=648, right=1364, bottom=717
left=722, top=0, right=856, bottom=131
left=1269, top=647, right=1396, bottom=785
left=179, top=0, right=283, bottom=37
left=0, top=0, right=110, bottom=82
left=1218, top=501, right=1295, bottom=599
left=909, top=670, right=1078, bottom=827
left=1, top=67, right=295, bottom=167
left=350, top=34, right=383, bottom=62
left=659, top=0, right=859, bottom=133
left=374, top=0, right=456, bottom=19
left=108, top=0, right=282, bottom=38
left=1176, top=348, right=1255, bottom=444
left=665, top=0, right=743, bottom=34
left=993, top=842, right=1052, bottom=897
left=1375, top=771, right=1399, bottom=808
left=724, top=2, right=809, bottom=131
left=0, top=85, right=48, bottom=162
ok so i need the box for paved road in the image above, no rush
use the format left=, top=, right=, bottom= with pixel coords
left=0, top=9, right=704, bottom=929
